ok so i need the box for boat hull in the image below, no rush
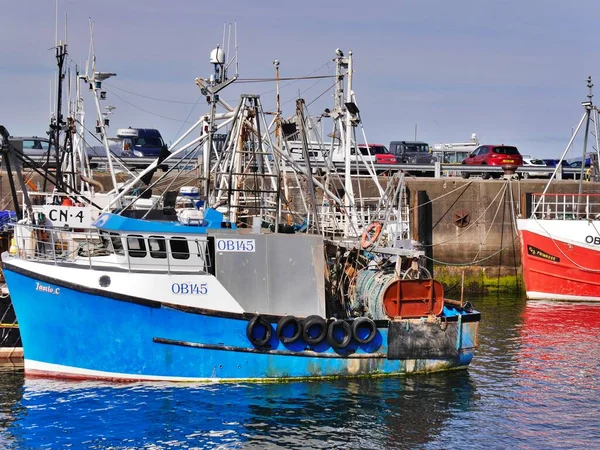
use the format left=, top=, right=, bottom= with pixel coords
left=518, top=218, right=600, bottom=301
left=2, top=265, right=479, bottom=382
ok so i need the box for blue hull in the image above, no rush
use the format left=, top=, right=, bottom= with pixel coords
left=3, top=268, right=478, bottom=381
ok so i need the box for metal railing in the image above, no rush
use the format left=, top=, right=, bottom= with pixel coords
left=6, top=155, right=589, bottom=179
left=11, top=223, right=212, bottom=274
left=531, top=193, right=600, bottom=220
left=318, top=205, right=410, bottom=241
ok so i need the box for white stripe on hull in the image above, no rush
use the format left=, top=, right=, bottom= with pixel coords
left=24, top=359, right=220, bottom=382
left=526, top=291, right=600, bottom=302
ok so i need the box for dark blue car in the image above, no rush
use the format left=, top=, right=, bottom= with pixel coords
left=543, top=158, right=580, bottom=179
left=127, top=128, right=165, bottom=157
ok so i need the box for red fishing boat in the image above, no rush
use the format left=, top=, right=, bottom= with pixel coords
left=517, top=77, right=600, bottom=301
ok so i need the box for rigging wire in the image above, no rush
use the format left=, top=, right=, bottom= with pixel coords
left=173, top=95, right=203, bottom=142
left=236, top=75, right=336, bottom=83
left=257, top=61, right=333, bottom=96
left=306, top=80, right=339, bottom=108
left=104, top=88, right=197, bottom=124
left=104, top=83, right=201, bottom=105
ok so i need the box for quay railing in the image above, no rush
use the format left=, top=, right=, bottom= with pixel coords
left=8, top=156, right=587, bottom=179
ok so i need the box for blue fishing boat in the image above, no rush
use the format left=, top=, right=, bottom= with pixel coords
left=2, top=207, right=479, bottom=381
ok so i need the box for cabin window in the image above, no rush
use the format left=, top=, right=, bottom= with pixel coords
left=110, top=232, right=124, bottom=255
left=149, top=236, right=167, bottom=259
left=127, top=235, right=147, bottom=258
left=170, top=237, right=190, bottom=260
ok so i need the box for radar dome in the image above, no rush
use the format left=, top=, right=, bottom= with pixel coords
left=210, top=47, right=225, bottom=65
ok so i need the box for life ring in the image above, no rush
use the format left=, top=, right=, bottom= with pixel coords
left=361, top=221, right=382, bottom=249
left=327, top=319, right=352, bottom=349
left=276, top=315, right=303, bottom=344
left=302, top=315, right=327, bottom=345
left=351, top=317, right=377, bottom=345
left=246, top=315, right=273, bottom=348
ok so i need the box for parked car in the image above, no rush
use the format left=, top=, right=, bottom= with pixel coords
left=7, top=136, right=57, bottom=167
left=461, top=145, right=523, bottom=179
left=567, top=158, right=591, bottom=168
left=542, top=159, right=575, bottom=179
left=356, top=144, right=397, bottom=165
left=117, top=128, right=165, bottom=157
left=388, top=140, right=433, bottom=164
left=8, top=136, right=55, bottom=157
left=521, top=157, right=552, bottom=179
left=388, top=141, right=434, bottom=175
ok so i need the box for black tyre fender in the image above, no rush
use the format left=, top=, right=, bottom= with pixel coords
left=246, top=315, right=273, bottom=348
left=351, top=317, right=377, bottom=345
left=276, top=315, right=303, bottom=344
left=302, top=315, right=327, bottom=345
left=327, top=319, right=352, bottom=349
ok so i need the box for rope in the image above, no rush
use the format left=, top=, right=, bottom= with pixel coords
left=408, top=181, right=473, bottom=212
left=423, top=235, right=520, bottom=266
left=421, top=182, right=508, bottom=247
left=469, top=183, right=508, bottom=262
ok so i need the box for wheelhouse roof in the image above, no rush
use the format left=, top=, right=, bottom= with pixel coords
left=92, top=209, right=234, bottom=235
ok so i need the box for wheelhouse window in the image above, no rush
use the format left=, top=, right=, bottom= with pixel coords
left=149, top=236, right=167, bottom=259
left=110, top=232, right=124, bottom=255
left=170, top=237, right=190, bottom=260
left=127, top=235, right=147, bottom=258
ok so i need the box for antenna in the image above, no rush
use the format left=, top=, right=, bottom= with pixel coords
left=85, top=18, right=93, bottom=78
left=222, top=23, right=226, bottom=55
left=55, top=0, right=58, bottom=47
left=226, top=23, right=231, bottom=69
left=235, top=21, right=238, bottom=76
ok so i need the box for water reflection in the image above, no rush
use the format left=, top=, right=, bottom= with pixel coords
left=511, top=301, right=600, bottom=448
left=2, top=372, right=476, bottom=449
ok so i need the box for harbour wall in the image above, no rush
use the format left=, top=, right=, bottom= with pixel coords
left=405, top=177, right=600, bottom=294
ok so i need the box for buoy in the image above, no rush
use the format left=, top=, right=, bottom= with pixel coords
left=61, top=198, right=74, bottom=206
left=8, top=238, right=17, bottom=256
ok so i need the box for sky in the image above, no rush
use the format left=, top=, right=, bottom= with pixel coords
left=1, top=0, right=600, bottom=160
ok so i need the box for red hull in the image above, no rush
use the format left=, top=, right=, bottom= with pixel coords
left=519, top=229, right=600, bottom=301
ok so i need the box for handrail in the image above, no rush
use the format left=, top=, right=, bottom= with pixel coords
left=530, top=192, right=600, bottom=220
left=9, top=223, right=212, bottom=274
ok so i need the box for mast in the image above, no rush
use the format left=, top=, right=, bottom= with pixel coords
left=578, top=76, right=594, bottom=196
left=202, top=36, right=237, bottom=201
left=342, top=50, right=355, bottom=235
left=45, top=40, right=67, bottom=192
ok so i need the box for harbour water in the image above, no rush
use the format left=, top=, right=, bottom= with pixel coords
left=0, top=296, right=598, bottom=449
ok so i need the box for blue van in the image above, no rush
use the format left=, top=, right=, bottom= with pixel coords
left=118, top=128, right=165, bottom=157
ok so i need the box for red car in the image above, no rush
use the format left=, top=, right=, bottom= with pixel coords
left=357, top=144, right=397, bottom=164
left=461, top=145, right=523, bottom=179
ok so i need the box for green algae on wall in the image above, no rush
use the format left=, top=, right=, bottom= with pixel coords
left=433, top=265, right=524, bottom=296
